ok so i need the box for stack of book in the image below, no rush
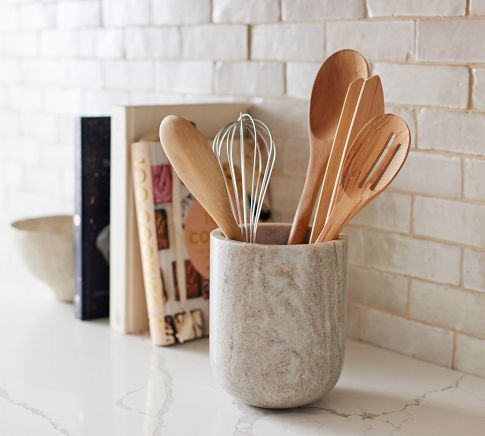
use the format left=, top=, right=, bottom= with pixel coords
left=76, top=103, right=273, bottom=346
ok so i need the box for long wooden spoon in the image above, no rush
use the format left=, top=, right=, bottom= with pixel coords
left=159, top=115, right=244, bottom=242
left=287, top=49, right=369, bottom=244
left=315, top=114, right=411, bottom=243
left=309, top=75, right=384, bottom=243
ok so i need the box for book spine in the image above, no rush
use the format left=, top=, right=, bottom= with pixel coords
left=131, top=142, right=167, bottom=345
left=74, top=118, right=83, bottom=319
left=110, top=108, right=128, bottom=332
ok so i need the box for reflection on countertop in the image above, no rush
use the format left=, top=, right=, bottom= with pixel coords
left=1, top=233, right=484, bottom=436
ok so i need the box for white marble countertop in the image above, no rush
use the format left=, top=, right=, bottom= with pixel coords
left=1, top=234, right=485, bottom=436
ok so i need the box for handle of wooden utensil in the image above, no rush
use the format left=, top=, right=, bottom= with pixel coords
left=287, top=147, right=329, bottom=244
left=309, top=78, right=364, bottom=243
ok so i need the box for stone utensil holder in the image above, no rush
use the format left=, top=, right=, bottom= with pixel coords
left=210, top=223, right=348, bottom=409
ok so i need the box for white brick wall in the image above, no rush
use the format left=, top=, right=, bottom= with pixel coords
left=373, top=63, right=468, bottom=108
left=215, top=61, right=284, bottom=96
left=213, top=0, right=279, bottom=23
left=1, top=0, right=485, bottom=379
left=57, top=1, right=100, bottom=29
left=327, top=21, right=414, bottom=62
left=367, top=0, right=465, bottom=17
left=153, top=0, right=210, bottom=25
left=251, top=24, right=324, bottom=61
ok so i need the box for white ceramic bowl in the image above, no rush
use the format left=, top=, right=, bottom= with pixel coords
left=11, top=215, right=74, bottom=302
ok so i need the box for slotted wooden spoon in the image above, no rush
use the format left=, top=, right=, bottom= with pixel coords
left=315, top=114, right=411, bottom=243
left=309, top=75, right=384, bottom=243
left=159, top=115, right=244, bottom=241
left=287, top=49, right=369, bottom=244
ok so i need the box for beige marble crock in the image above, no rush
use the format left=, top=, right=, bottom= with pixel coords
left=210, top=223, right=348, bottom=409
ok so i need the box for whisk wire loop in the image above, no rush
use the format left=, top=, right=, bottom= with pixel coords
left=212, top=113, right=276, bottom=243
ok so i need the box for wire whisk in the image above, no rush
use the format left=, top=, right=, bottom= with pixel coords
left=212, top=113, right=276, bottom=243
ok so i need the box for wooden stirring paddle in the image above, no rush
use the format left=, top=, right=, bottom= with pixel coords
left=315, top=114, right=410, bottom=243
left=159, top=115, right=244, bottom=242
left=288, top=49, right=369, bottom=244
left=310, top=75, right=384, bottom=243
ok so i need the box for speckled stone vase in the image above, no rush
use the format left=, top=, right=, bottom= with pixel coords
left=210, top=223, right=348, bottom=409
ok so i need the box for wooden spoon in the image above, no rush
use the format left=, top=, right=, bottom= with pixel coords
left=287, top=49, right=369, bottom=244
left=159, top=115, right=244, bottom=242
left=315, top=114, right=411, bottom=243
left=309, top=75, right=384, bottom=243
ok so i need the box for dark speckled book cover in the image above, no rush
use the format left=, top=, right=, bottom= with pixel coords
left=74, top=117, right=110, bottom=320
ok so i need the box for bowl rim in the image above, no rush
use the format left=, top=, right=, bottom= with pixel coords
left=10, top=215, right=73, bottom=236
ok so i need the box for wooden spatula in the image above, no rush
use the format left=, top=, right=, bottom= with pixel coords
left=309, top=75, right=384, bottom=243
left=159, top=115, right=244, bottom=242
left=315, top=114, right=411, bottom=243
left=288, top=49, right=369, bottom=244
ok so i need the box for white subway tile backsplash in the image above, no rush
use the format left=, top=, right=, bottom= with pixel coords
left=21, top=59, right=60, bottom=84
left=20, top=3, right=56, bottom=29
left=251, top=24, right=324, bottom=61
left=471, top=0, right=485, bottom=14
left=9, top=85, right=43, bottom=111
left=368, top=0, right=465, bottom=17
left=43, top=87, right=83, bottom=115
left=182, top=25, right=247, bottom=60
left=155, top=61, right=213, bottom=93
left=153, top=0, right=210, bottom=25
left=0, top=5, right=18, bottom=31
left=351, top=192, right=412, bottom=233
left=215, top=61, right=284, bottom=96
left=4, top=162, right=24, bottom=189
left=464, top=159, right=485, bottom=201
left=455, top=334, right=485, bottom=378
left=249, top=99, right=308, bottom=139
left=464, top=249, right=485, bottom=293
left=25, top=167, right=63, bottom=194
left=391, top=152, right=462, bottom=198
left=57, top=1, right=99, bottom=29
left=346, top=303, right=362, bottom=339
left=61, top=59, right=103, bottom=88
left=386, top=105, right=416, bottom=146
left=348, top=266, right=408, bottom=315
left=0, top=59, right=19, bottom=83
left=418, top=109, right=485, bottom=156
left=20, top=113, right=58, bottom=141
left=417, top=19, right=485, bottom=62
left=360, top=308, right=454, bottom=367
left=105, top=60, right=154, bottom=90
left=40, top=30, right=77, bottom=57
left=76, top=29, right=124, bottom=58
left=282, top=0, right=365, bottom=21
left=410, top=280, right=485, bottom=337
left=102, top=0, right=150, bottom=26
left=16, top=138, right=41, bottom=166
left=0, top=109, right=19, bottom=137
left=126, top=27, right=180, bottom=60
left=366, top=229, right=461, bottom=284
left=3, top=31, right=37, bottom=56
left=373, top=63, right=468, bottom=108
left=82, top=89, right=129, bottom=115
left=414, top=197, right=485, bottom=248
left=346, top=226, right=366, bottom=266
left=327, top=21, right=414, bottom=62
left=286, top=62, right=320, bottom=99
left=472, top=69, right=485, bottom=111
left=213, top=0, right=279, bottom=23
